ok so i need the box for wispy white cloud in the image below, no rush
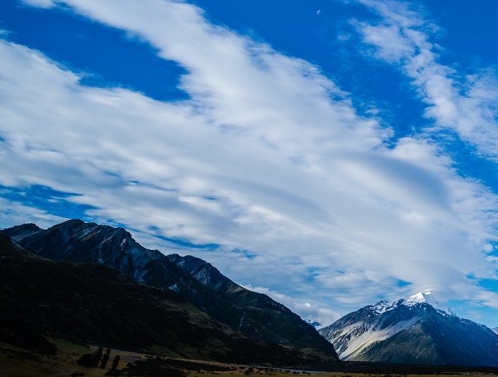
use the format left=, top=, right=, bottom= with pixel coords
left=245, top=284, right=341, bottom=328
left=20, top=0, right=54, bottom=8
left=354, top=0, right=498, bottom=162
left=0, top=195, right=66, bottom=230
left=1, top=0, right=498, bottom=325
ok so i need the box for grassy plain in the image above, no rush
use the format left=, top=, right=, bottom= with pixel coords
left=1, top=339, right=497, bottom=377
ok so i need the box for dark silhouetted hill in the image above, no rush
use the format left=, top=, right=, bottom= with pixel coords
left=1, top=220, right=338, bottom=364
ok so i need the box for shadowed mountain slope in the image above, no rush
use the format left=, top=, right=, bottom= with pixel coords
left=0, top=233, right=331, bottom=365
left=2, top=220, right=338, bottom=362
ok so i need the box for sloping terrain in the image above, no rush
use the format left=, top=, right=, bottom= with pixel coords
left=0, top=233, right=330, bottom=365
left=167, top=253, right=335, bottom=353
left=2, top=219, right=337, bottom=361
left=319, top=296, right=498, bottom=366
left=3, top=339, right=498, bottom=377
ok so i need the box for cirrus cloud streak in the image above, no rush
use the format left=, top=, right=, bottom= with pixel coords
left=1, top=0, right=498, bottom=325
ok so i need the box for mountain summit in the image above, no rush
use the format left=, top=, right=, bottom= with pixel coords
left=2, top=219, right=338, bottom=362
left=404, top=291, right=454, bottom=315
left=319, top=293, right=498, bottom=366
left=0, top=231, right=332, bottom=365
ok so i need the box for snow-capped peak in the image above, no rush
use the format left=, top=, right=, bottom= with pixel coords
left=371, top=300, right=396, bottom=314
left=406, top=291, right=434, bottom=305
left=404, top=291, right=454, bottom=315
left=369, top=291, right=455, bottom=316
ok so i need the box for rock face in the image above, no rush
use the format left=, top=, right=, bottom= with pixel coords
left=319, top=294, right=498, bottom=366
left=2, top=220, right=338, bottom=362
left=0, top=233, right=329, bottom=365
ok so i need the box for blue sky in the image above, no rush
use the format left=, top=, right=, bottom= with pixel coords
left=2, top=0, right=498, bottom=328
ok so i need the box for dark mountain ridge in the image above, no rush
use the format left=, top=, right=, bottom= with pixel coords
left=1, top=219, right=338, bottom=361
left=0, top=233, right=330, bottom=365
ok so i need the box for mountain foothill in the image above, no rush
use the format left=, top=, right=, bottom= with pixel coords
left=2, top=219, right=498, bottom=371
left=0, top=219, right=337, bottom=367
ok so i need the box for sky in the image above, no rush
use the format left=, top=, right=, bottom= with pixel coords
left=2, top=0, right=498, bottom=329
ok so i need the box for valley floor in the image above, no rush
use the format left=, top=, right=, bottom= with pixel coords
left=2, top=339, right=498, bottom=377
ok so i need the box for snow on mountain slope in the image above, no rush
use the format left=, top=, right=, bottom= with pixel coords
left=335, top=317, right=421, bottom=359
left=319, top=292, right=498, bottom=366
left=405, top=291, right=454, bottom=315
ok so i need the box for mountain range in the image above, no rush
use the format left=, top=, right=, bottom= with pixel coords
left=0, top=232, right=298, bottom=364
left=0, top=219, right=338, bottom=365
left=318, top=291, right=498, bottom=366
left=5, top=219, right=498, bottom=368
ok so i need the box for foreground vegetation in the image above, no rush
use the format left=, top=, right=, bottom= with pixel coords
left=2, top=339, right=498, bottom=377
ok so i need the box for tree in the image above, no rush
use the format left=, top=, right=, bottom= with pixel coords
left=112, top=354, right=120, bottom=370
left=77, top=352, right=94, bottom=367
left=77, top=347, right=105, bottom=368
left=93, top=347, right=103, bottom=367
left=100, top=348, right=111, bottom=369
